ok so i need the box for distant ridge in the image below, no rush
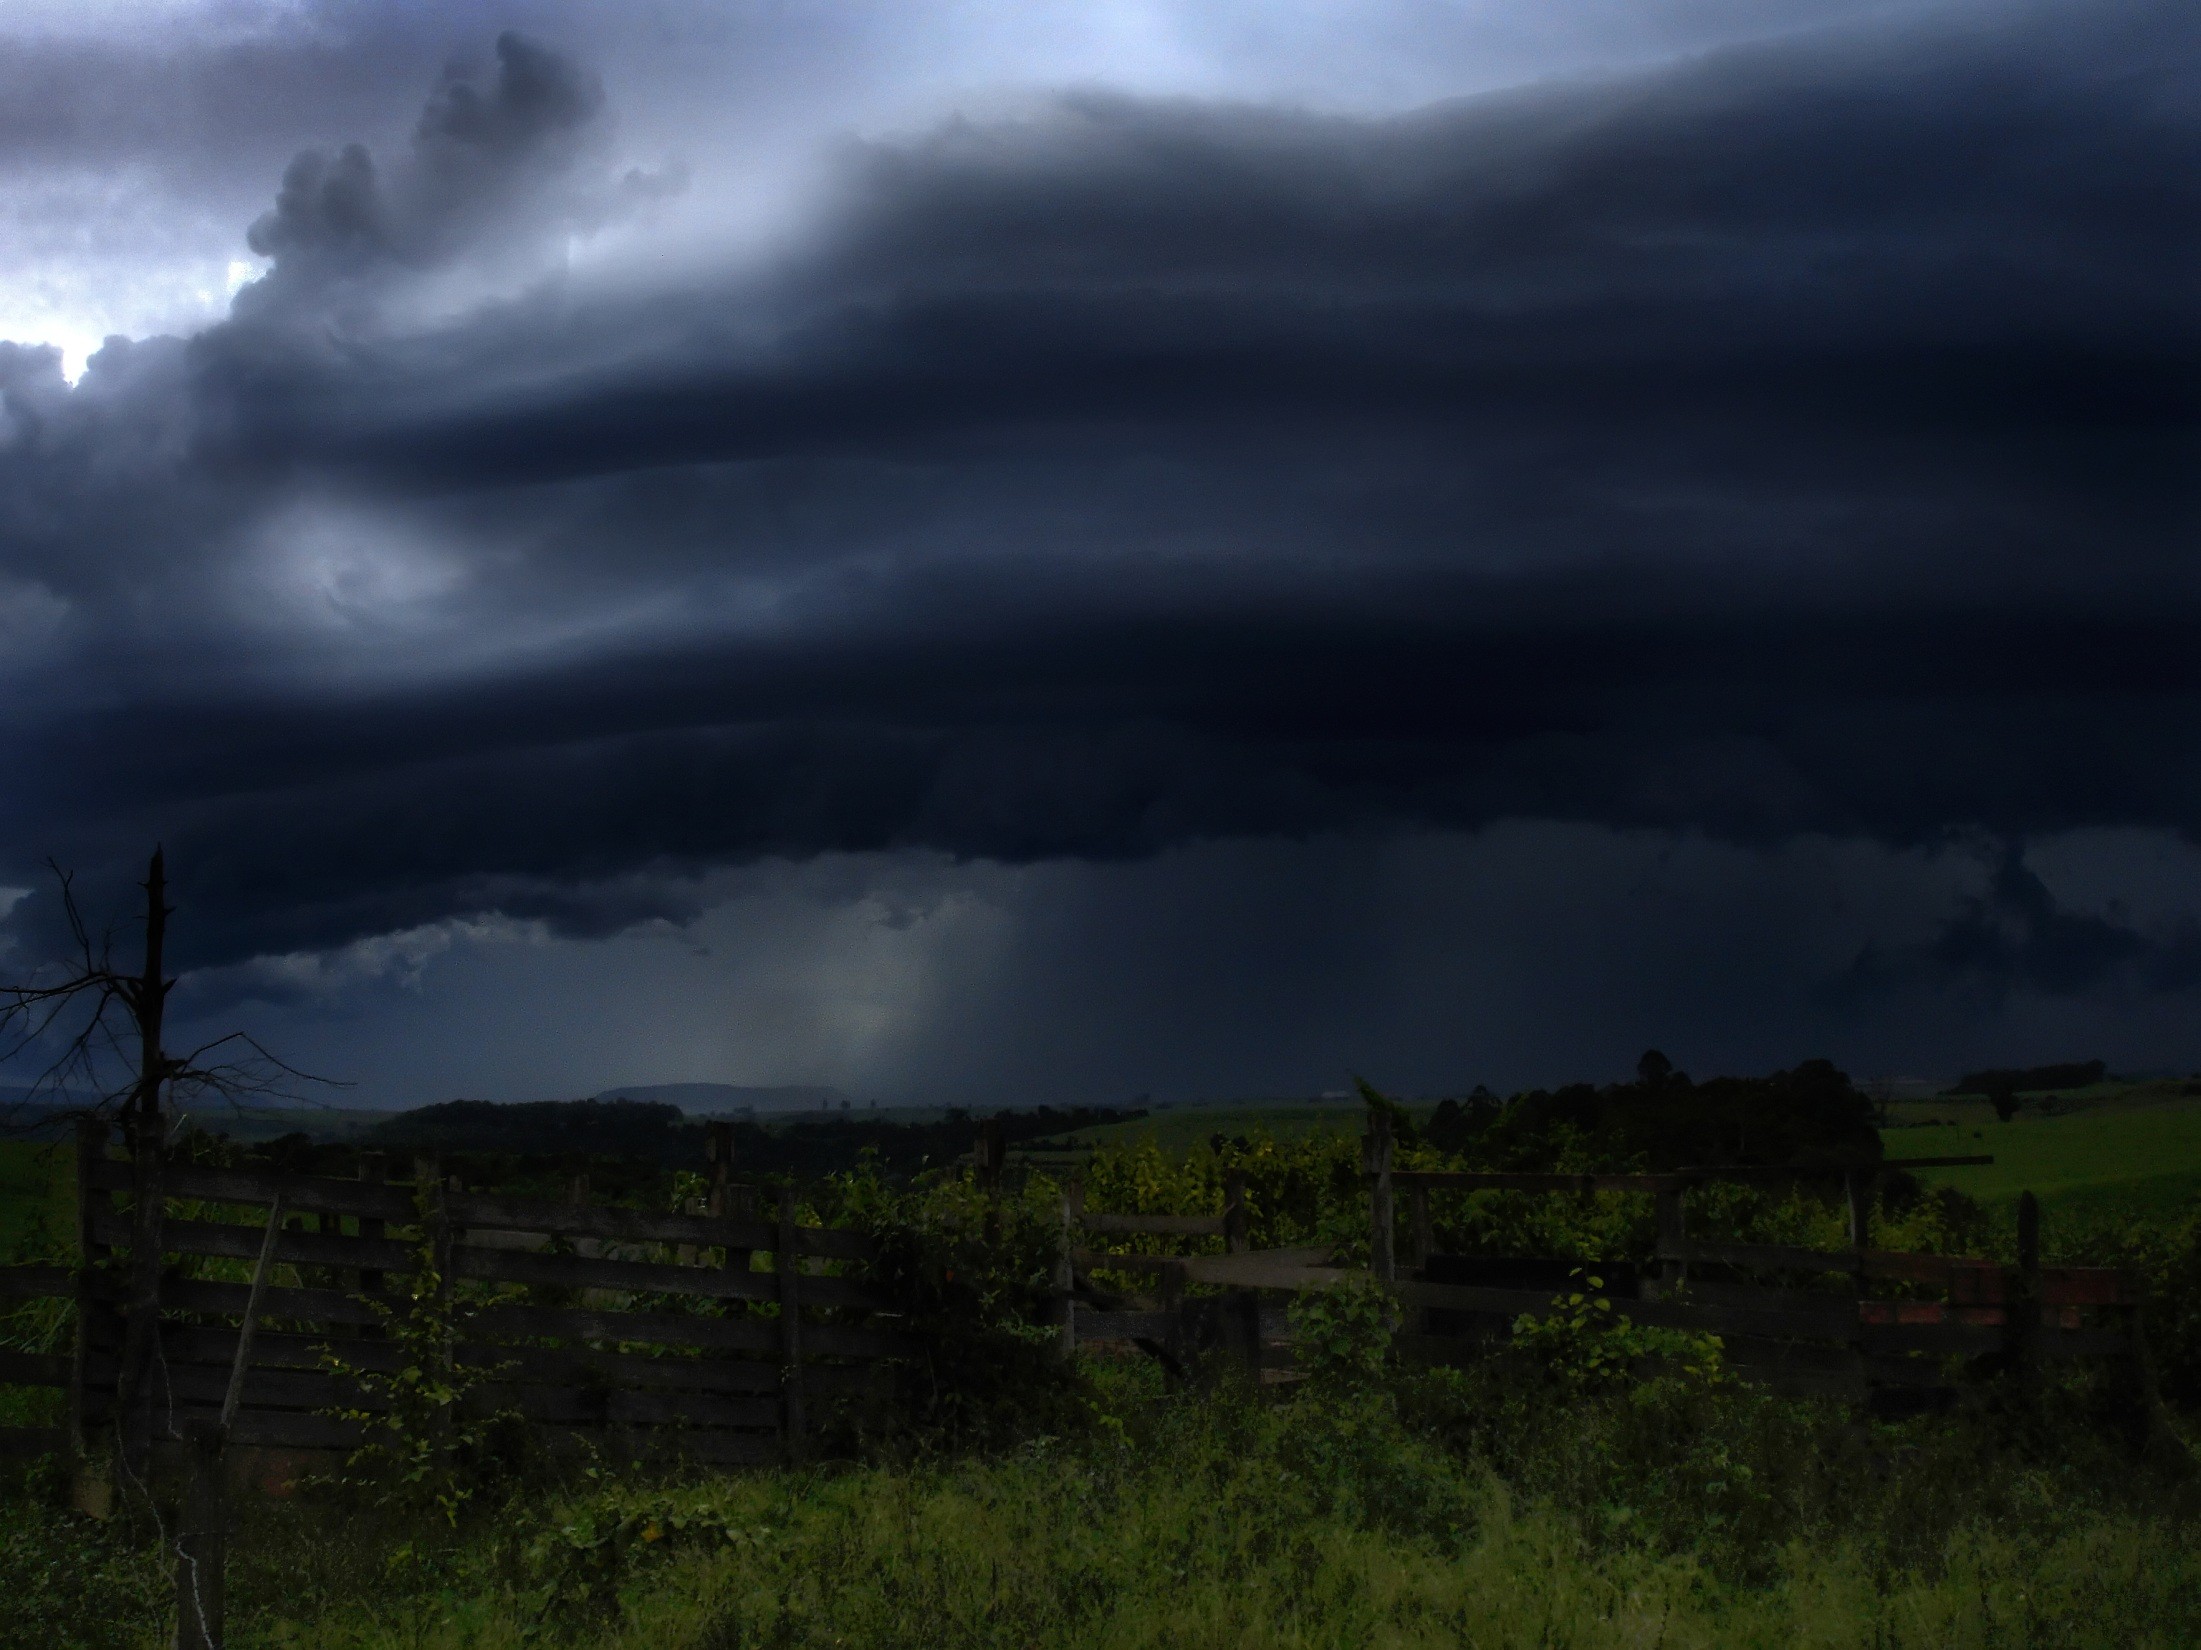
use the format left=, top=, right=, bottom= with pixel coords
left=591, top=1082, right=853, bottom=1115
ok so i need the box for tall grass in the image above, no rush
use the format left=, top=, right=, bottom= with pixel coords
left=11, top=1361, right=2194, bottom=1650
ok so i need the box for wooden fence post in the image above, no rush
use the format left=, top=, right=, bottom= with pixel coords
left=977, top=1118, right=1006, bottom=1190
left=2010, top=1190, right=2041, bottom=1382
left=1655, top=1181, right=1686, bottom=1294
left=1056, top=1188, right=1078, bottom=1359
left=71, top=1118, right=114, bottom=1501
left=707, top=1125, right=753, bottom=1293
left=413, top=1156, right=452, bottom=1384
left=777, top=1188, right=805, bottom=1461
left=116, top=1105, right=168, bottom=1483
left=1846, top=1171, right=1872, bottom=1251
left=173, top=1190, right=284, bottom=1650
left=356, top=1153, right=387, bottom=1321
left=173, top=1422, right=226, bottom=1650
left=1223, top=1171, right=1248, bottom=1256
left=1365, top=1110, right=1396, bottom=1287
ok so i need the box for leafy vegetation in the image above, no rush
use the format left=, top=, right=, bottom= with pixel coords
left=10, top=1061, right=2201, bottom=1647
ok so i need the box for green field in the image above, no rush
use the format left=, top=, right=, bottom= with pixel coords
left=1884, top=1092, right=2201, bottom=1219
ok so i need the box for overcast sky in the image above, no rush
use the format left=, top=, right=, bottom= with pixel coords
left=2, top=0, right=2198, bottom=1109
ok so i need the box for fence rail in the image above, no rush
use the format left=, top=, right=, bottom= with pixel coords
left=0, top=1123, right=910, bottom=1475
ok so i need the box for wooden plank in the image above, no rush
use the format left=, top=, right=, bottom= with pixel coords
left=138, top=1361, right=786, bottom=1430
left=1662, top=1238, right=1862, bottom=1275
left=1179, top=1250, right=1355, bottom=1291
left=0, top=1264, right=72, bottom=1300
left=220, top=1409, right=367, bottom=1451
left=1400, top=1280, right=1860, bottom=1344
left=1728, top=1363, right=1866, bottom=1401
left=1079, top=1212, right=1227, bottom=1236
left=163, top=1324, right=401, bottom=1375
left=90, top=1159, right=418, bottom=1223
left=157, top=1323, right=815, bottom=1395
left=94, top=1211, right=416, bottom=1275
left=2037, top=1327, right=2133, bottom=1361
left=1719, top=1335, right=1864, bottom=1377
left=164, top=1277, right=394, bottom=1328
left=1073, top=1250, right=1184, bottom=1276
left=0, top=1350, right=69, bottom=1387
left=1860, top=1322, right=2004, bottom=1357
left=152, top=1364, right=380, bottom=1412
left=443, top=1191, right=873, bottom=1262
left=2040, top=1268, right=2133, bottom=1307
left=1654, top=1281, right=1860, bottom=1337
left=466, top=1304, right=915, bottom=1362
left=449, top=1244, right=889, bottom=1311
left=1073, top=1310, right=1177, bottom=1341
left=0, top=1426, right=67, bottom=1460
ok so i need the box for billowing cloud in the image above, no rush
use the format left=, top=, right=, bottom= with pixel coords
left=2, top=2, right=2199, bottom=1096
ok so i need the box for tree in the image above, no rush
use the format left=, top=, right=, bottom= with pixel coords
left=0, top=848, right=326, bottom=1126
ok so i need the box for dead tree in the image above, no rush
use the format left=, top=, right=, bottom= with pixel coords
left=1, top=849, right=335, bottom=1482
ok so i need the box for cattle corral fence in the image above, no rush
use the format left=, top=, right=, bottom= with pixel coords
left=0, top=1118, right=912, bottom=1486
left=1, top=1113, right=2174, bottom=1473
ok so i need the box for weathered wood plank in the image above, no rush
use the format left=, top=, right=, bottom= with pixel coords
left=152, top=1363, right=381, bottom=1412
left=94, top=1211, right=417, bottom=1274
left=1181, top=1251, right=1356, bottom=1291
left=0, top=1264, right=73, bottom=1300
left=157, top=1324, right=823, bottom=1395
left=1400, top=1280, right=1863, bottom=1344
left=443, top=1192, right=873, bottom=1262
left=0, top=1426, right=68, bottom=1459
left=163, top=1324, right=402, bottom=1375
left=467, top=1304, right=914, bottom=1362
left=449, top=1245, right=888, bottom=1311
left=0, top=1350, right=69, bottom=1387
left=1073, top=1310, right=1176, bottom=1341
left=1860, top=1322, right=2004, bottom=1357
left=164, top=1277, right=394, bottom=1328
left=1661, top=1239, right=1864, bottom=1275
left=1079, top=1213, right=1228, bottom=1236
left=2040, top=1267, right=2134, bottom=1307
left=1654, top=1281, right=1861, bottom=1337
left=91, top=1159, right=418, bottom=1222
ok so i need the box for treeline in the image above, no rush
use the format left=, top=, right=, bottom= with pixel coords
left=1419, top=1052, right=1884, bottom=1169
left=1946, top=1059, right=2107, bottom=1096
left=312, top=1097, right=1145, bottom=1188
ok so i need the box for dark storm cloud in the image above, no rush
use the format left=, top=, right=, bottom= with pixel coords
left=1837, top=842, right=2201, bottom=1005
left=4, top=2, right=2200, bottom=981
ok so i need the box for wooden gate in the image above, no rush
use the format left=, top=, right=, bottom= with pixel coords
left=0, top=1121, right=912, bottom=1476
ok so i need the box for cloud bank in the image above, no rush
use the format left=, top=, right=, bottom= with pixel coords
left=2, top=2, right=2199, bottom=1092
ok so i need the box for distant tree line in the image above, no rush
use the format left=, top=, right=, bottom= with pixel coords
left=340, top=1097, right=1143, bottom=1183
left=1418, top=1051, right=1885, bottom=1170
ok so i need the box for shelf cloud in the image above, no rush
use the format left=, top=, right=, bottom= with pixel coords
left=3, top=2, right=2198, bottom=1098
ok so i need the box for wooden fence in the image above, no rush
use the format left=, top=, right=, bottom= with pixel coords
left=1362, top=1115, right=2158, bottom=1410
left=0, top=1121, right=913, bottom=1476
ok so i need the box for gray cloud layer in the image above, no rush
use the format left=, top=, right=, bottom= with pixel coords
left=4, top=2, right=2199, bottom=1055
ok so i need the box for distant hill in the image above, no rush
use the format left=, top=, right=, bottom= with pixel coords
left=591, top=1083, right=853, bottom=1115
left=1946, top=1060, right=2108, bottom=1097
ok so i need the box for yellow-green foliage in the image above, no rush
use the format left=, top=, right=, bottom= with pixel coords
left=63, top=1381, right=2194, bottom=1650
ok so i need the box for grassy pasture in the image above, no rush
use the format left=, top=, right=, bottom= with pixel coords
left=1886, top=1093, right=2201, bottom=1219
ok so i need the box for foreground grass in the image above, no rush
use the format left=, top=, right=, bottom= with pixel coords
left=12, top=1368, right=2198, bottom=1650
